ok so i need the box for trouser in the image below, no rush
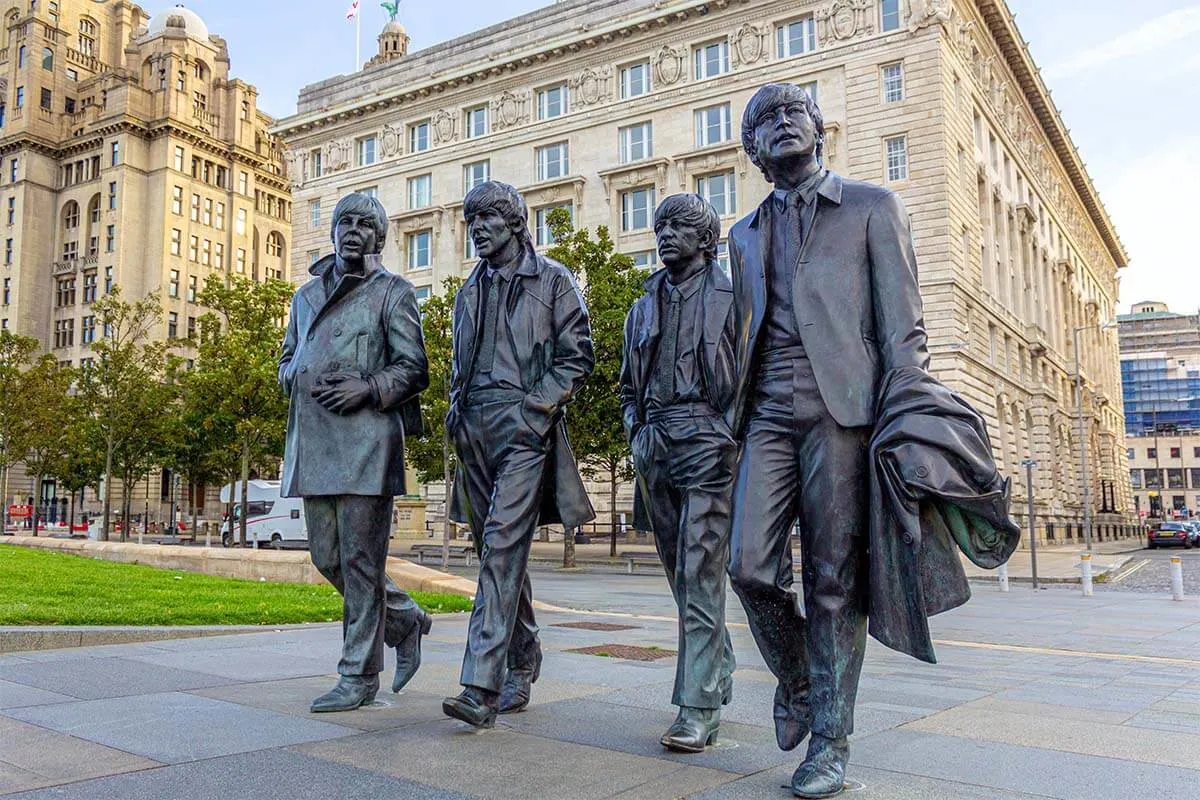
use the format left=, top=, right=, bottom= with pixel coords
left=728, top=355, right=869, bottom=739
left=454, top=399, right=546, bottom=693
left=639, top=405, right=737, bottom=709
left=304, top=495, right=424, bottom=678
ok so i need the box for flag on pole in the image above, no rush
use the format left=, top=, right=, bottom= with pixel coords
left=346, top=1, right=360, bottom=20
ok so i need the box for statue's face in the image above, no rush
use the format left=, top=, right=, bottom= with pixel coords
left=467, top=206, right=516, bottom=261
left=751, top=99, right=818, bottom=168
left=333, top=211, right=379, bottom=263
left=655, top=216, right=707, bottom=270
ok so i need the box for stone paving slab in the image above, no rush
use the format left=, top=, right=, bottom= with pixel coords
left=0, top=716, right=161, bottom=795
left=4, top=691, right=357, bottom=764
left=0, top=656, right=235, bottom=700
left=0, top=680, right=74, bottom=711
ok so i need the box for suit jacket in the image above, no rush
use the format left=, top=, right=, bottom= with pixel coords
left=868, top=365, right=1020, bottom=663
left=278, top=254, right=429, bottom=497
left=447, top=247, right=596, bottom=529
left=728, top=171, right=930, bottom=434
left=619, top=264, right=737, bottom=532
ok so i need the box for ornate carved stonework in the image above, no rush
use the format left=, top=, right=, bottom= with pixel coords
left=654, top=44, right=686, bottom=86
left=431, top=109, right=456, bottom=145
left=569, top=66, right=613, bottom=107
left=380, top=123, right=404, bottom=158
left=730, top=23, right=767, bottom=68
left=491, top=90, right=530, bottom=130
left=283, top=150, right=301, bottom=189
left=324, top=138, right=351, bottom=172
left=392, top=208, right=444, bottom=238
left=908, top=0, right=954, bottom=33
left=816, top=0, right=872, bottom=45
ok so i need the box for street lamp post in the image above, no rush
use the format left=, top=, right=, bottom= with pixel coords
left=1074, top=320, right=1118, bottom=552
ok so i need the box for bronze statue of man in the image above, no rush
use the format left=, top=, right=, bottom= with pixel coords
left=726, top=85, right=931, bottom=796
left=619, top=193, right=737, bottom=752
left=443, top=181, right=595, bottom=729
left=279, top=191, right=432, bottom=713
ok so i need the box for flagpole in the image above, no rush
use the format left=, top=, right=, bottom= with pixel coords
left=355, top=8, right=361, bottom=71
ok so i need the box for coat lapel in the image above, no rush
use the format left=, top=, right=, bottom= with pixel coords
left=634, top=272, right=666, bottom=399
left=702, top=265, right=733, bottom=384
left=456, top=261, right=487, bottom=376
left=745, top=197, right=772, bottom=349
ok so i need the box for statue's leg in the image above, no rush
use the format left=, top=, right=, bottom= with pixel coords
left=333, top=495, right=393, bottom=678
left=641, top=427, right=685, bottom=703
left=304, top=496, right=344, bottom=593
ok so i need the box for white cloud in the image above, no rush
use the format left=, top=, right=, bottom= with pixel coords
left=1046, top=5, right=1200, bottom=79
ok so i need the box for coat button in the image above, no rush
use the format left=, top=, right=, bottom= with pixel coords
left=902, top=533, right=914, bottom=545
left=330, top=361, right=340, bottom=370
left=334, top=328, right=342, bottom=336
left=299, top=366, right=307, bottom=374
left=915, top=465, right=929, bottom=478
left=306, top=333, right=314, bottom=342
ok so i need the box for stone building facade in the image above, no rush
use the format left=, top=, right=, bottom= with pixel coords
left=275, top=0, right=1133, bottom=543
left=0, top=2, right=289, bottom=523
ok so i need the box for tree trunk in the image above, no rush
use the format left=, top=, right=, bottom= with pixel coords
left=225, top=469, right=235, bottom=544
left=69, top=491, right=75, bottom=535
left=563, top=525, right=576, bottom=568
left=609, top=464, right=618, bottom=558
left=120, top=470, right=132, bottom=543
left=2, top=462, right=9, bottom=533
left=101, top=432, right=113, bottom=541
left=30, top=473, right=40, bottom=537
left=190, top=478, right=199, bottom=539
left=239, top=438, right=249, bottom=547
left=441, top=430, right=451, bottom=568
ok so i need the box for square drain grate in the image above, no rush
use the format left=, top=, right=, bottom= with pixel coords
left=566, top=644, right=676, bottom=661
left=552, top=621, right=640, bottom=632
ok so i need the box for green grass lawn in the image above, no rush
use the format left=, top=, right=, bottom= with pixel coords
left=0, top=544, right=472, bottom=626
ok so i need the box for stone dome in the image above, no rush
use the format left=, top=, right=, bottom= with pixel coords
left=382, top=20, right=407, bottom=36
left=145, top=5, right=210, bottom=42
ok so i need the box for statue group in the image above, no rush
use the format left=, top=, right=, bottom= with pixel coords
left=278, top=83, right=1018, bottom=799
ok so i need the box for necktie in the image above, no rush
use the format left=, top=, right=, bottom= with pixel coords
left=477, top=273, right=501, bottom=374
left=786, top=191, right=804, bottom=261
left=657, top=287, right=681, bottom=399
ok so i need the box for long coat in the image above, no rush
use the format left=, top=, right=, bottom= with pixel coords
left=868, top=365, right=1020, bottom=663
left=728, top=171, right=930, bottom=436
left=447, top=248, right=596, bottom=529
left=618, top=264, right=736, bottom=532
left=278, top=255, right=429, bottom=498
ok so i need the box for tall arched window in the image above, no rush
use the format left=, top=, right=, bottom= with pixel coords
left=265, top=231, right=284, bottom=257
left=62, top=200, right=80, bottom=230
left=86, top=194, right=101, bottom=226
left=41, top=48, right=53, bottom=70
left=78, top=18, right=96, bottom=57
left=17, top=45, right=25, bottom=68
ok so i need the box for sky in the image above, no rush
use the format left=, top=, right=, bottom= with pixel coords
left=177, top=0, right=1199, bottom=313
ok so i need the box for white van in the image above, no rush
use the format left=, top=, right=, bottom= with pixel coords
left=219, top=480, right=307, bottom=549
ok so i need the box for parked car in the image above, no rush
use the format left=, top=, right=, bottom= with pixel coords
left=1147, top=521, right=1198, bottom=549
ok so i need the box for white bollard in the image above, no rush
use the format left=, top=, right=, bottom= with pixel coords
left=204, top=523, right=211, bottom=549
left=137, top=527, right=143, bottom=546
left=1080, top=553, right=1094, bottom=597
left=1171, top=556, right=1185, bottom=601
left=997, top=562, right=1010, bottom=592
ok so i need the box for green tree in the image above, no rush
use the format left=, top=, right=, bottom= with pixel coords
left=45, top=411, right=106, bottom=534
left=19, top=357, right=76, bottom=534
left=407, top=276, right=462, bottom=567
left=192, top=274, right=293, bottom=546
left=76, top=287, right=171, bottom=540
left=546, top=208, right=645, bottom=564
left=0, top=331, right=39, bottom=529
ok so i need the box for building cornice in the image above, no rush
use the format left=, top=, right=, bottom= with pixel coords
left=974, top=0, right=1127, bottom=269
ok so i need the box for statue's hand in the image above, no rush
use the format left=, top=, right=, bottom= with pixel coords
left=311, top=372, right=372, bottom=415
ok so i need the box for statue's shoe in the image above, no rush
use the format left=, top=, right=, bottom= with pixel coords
left=310, top=675, right=380, bottom=713
left=442, top=686, right=499, bottom=729
left=790, top=733, right=849, bottom=799
left=498, top=647, right=542, bottom=714
left=774, top=679, right=811, bottom=751
left=660, top=707, right=720, bottom=753
left=392, top=610, right=433, bottom=693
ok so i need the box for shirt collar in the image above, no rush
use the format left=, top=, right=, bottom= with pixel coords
left=485, top=257, right=521, bottom=282
left=773, top=167, right=827, bottom=211
left=663, top=266, right=705, bottom=300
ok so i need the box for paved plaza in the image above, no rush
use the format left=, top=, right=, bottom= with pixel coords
left=3, top=568, right=1200, bottom=799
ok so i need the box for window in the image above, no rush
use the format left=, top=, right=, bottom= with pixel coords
left=309, top=199, right=321, bottom=230
left=187, top=316, right=196, bottom=339
left=79, top=18, right=96, bottom=56
left=409, top=120, right=430, bottom=152
left=110, top=140, right=119, bottom=166
left=2, top=277, right=8, bottom=304
left=884, top=136, right=908, bottom=182
left=882, top=62, right=904, bottom=103
left=535, top=204, right=572, bottom=247
left=408, top=174, right=432, bottom=209
left=356, top=136, right=376, bottom=166
left=173, top=146, right=184, bottom=171
left=63, top=201, right=79, bottom=229
left=1191, top=468, right=1200, bottom=488
left=694, top=103, right=732, bottom=147
left=414, top=286, right=431, bottom=305
left=265, top=233, right=283, bottom=258
left=235, top=208, right=246, bottom=235
left=187, top=275, right=197, bottom=303
left=55, top=278, right=76, bottom=307
left=536, top=142, right=569, bottom=181
left=63, top=97, right=75, bottom=115
left=620, top=61, right=651, bottom=99
left=630, top=251, right=657, bottom=270
left=696, top=171, right=737, bottom=217
left=202, top=197, right=212, bottom=226
left=881, top=0, right=901, bottom=32
left=14, top=87, right=24, bottom=109
left=215, top=202, right=225, bottom=231
left=618, top=122, right=652, bottom=163
left=200, top=239, right=210, bottom=266
left=8, top=159, right=15, bottom=183
left=464, top=231, right=478, bottom=260
left=238, top=171, right=248, bottom=195
left=53, top=319, right=74, bottom=348
left=1169, top=469, right=1186, bottom=489
left=1130, top=469, right=1142, bottom=489
left=170, top=228, right=182, bottom=256
left=17, top=46, right=24, bottom=69
left=463, top=160, right=489, bottom=192
left=465, top=105, right=488, bottom=138
left=778, top=16, right=817, bottom=57
left=307, top=249, right=320, bottom=267
left=41, top=47, right=53, bottom=71
left=0, top=105, right=5, bottom=128
left=167, top=312, right=178, bottom=339
left=104, top=266, right=112, bottom=293
left=82, top=273, right=97, bottom=303
left=537, top=84, right=568, bottom=120
left=81, top=315, right=96, bottom=344
left=40, top=88, right=51, bottom=111
left=107, top=181, right=117, bottom=209
left=1148, top=448, right=1158, bottom=459
left=171, top=186, right=183, bottom=215
left=620, top=187, right=655, bottom=232
left=168, top=269, right=180, bottom=298
left=309, top=148, right=323, bottom=178
left=694, top=40, right=730, bottom=80
left=5, top=197, right=11, bottom=225
left=66, top=67, right=77, bottom=82
left=190, top=194, right=201, bottom=223
left=1171, top=447, right=1182, bottom=459
left=235, top=248, right=246, bottom=273
left=407, top=230, right=431, bottom=271
left=214, top=242, right=223, bottom=269
left=62, top=241, right=77, bottom=261
left=716, top=240, right=730, bottom=274
left=1194, top=447, right=1200, bottom=459
left=3, top=239, right=10, bottom=265
left=188, top=235, right=198, bottom=262
left=359, top=186, right=378, bottom=200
